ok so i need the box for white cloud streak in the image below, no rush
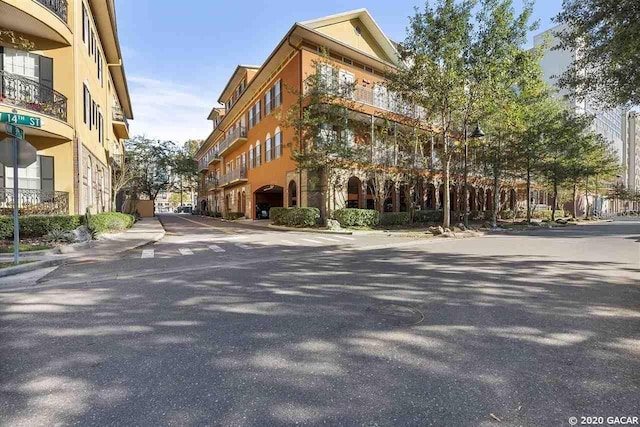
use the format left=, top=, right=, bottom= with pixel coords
left=127, top=75, right=214, bottom=143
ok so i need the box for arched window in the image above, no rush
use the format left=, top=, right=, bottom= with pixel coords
left=288, top=180, right=297, bottom=207
left=347, top=177, right=361, bottom=208
left=265, top=133, right=272, bottom=162
left=249, top=144, right=254, bottom=169
left=255, top=141, right=261, bottom=167
left=274, top=127, right=282, bottom=159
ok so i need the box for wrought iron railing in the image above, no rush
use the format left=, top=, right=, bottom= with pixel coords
left=0, top=70, right=68, bottom=122
left=219, top=167, right=247, bottom=186
left=218, top=126, right=247, bottom=155
left=112, top=105, right=129, bottom=128
left=0, top=188, right=69, bottom=215
left=35, top=0, right=68, bottom=22
left=304, top=76, right=427, bottom=120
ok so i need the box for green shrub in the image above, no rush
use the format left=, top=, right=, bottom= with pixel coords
left=414, top=210, right=444, bottom=223
left=270, top=207, right=320, bottom=227
left=500, top=209, right=515, bottom=219
left=333, top=208, right=380, bottom=227
left=530, top=209, right=565, bottom=221
left=0, top=215, right=83, bottom=239
left=222, top=211, right=244, bottom=220
left=380, top=212, right=410, bottom=226
left=84, top=212, right=135, bottom=234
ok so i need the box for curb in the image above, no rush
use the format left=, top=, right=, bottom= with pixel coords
left=0, top=258, right=65, bottom=278
left=267, top=224, right=353, bottom=235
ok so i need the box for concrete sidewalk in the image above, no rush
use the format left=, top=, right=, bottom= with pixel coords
left=0, top=217, right=165, bottom=279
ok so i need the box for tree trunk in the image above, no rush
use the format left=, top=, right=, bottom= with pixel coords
left=551, top=180, right=558, bottom=221
left=572, top=182, right=578, bottom=218
left=492, top=173, right=499, bottom=228
left=443, top=158, right=451, bottom=228
left=584, top=178, right=589, bottom=219
left=526, top=166, right=531, bottom=224
left=594, top=176, right=599, bottom=216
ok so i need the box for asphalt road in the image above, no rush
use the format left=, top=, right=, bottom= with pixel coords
left=1, top=216, right=638, bottom=426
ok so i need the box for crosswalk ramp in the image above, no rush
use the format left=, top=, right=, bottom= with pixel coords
left=136, top=233, right=358, bottom=259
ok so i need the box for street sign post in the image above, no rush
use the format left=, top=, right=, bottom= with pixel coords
left=0, top=137, right=37, bottom=265
left=4, top=123, right=24, bottom=140
left=0, top=112, right=41, bottom=128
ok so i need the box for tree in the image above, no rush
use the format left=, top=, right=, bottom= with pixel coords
left=388, top=0, right=475, bottom=228
left=126, top=136, right=178, bottom=215
left=555, top=0, right=640, bottom=107
left=172, top=141, right=201, bottom=208
left=0, top=31, right=35, bottom=50
left=110, top=155, right=137, bottom=212
left=283, top=55, right=370, bottom=220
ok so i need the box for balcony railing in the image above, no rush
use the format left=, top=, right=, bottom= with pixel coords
left=305, top=77, right=427, bottom=121
left=0, top=70, right=68, bottom=122
left=218, top=126, right=247, bottom=155
left=219, top=167, right=247, bottom=187
left=36, top=0, right=68, bottom=22
left=0, top=188, right=69, bottom=215
left=205, top=175, right=219, bottom=191
left=112, top=105, right=129, bottom=127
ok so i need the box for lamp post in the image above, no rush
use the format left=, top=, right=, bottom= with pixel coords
left=463, top=122, right=485, bottom=228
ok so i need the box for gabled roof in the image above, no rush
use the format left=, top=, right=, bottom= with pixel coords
left=217, top=65, right=260, bottom=104
left=299, top=8, right=400, bottom=65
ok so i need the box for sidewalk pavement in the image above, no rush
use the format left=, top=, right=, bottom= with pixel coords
left=0, top=217, right=165, bottom=280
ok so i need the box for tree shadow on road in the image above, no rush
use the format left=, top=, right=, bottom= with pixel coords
left=1, top=242, right=639, bottom=426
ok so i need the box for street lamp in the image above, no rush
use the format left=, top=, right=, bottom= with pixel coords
left=463, top=122, right=485, bottom=228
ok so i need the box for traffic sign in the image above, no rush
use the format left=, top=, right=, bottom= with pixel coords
left=0, top=137, right=37, bottom=168
left=0, top=112, right=41, bottom=128
left=4, top=123, right=24, bottom=139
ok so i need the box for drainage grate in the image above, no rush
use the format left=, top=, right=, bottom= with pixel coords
left=367, top=303, right=424, bottom=326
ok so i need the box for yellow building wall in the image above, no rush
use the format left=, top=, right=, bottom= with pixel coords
left=314, top=18, right=393, bottom=63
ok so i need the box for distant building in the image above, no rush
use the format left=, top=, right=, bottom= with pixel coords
left=627, top=112, right=640, bottom=195
left=534, top=24, right=628, bottom=213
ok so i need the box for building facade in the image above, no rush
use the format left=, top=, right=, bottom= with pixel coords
left=627, top=112, right=640, bottom=206
left=195, top=9, right=526, bottom=220
left=0, top=0, right=133, bottom=215
left=534, top=24, right=627, bottom=214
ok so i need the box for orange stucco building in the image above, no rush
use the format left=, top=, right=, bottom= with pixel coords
left=195, top=9, right=538, bottom=220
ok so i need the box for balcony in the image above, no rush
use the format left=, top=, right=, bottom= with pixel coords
left=305, top=77, right=427, bottom=121
left=219, top=167, right=247, bottom=187
left=35, top=0, right=68, bottom=22
left=205, top=175, right=219, bottom=191
left=198, top=158, right=209, bottom=172
left=218, top=126, right=247, bottom=156
left=0, top=70, right=67, bottom=122
left=0, top=0, right=72, bottom=45
left=112, top=105, right=130, bottom=139
left=110, top=152, right=124, bottom=169
left=205, top=149, right=221, bottom=166
left=0, top=188, right=69, bottom=215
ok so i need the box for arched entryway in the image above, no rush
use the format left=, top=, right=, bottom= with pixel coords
left=347, top=176, right=361, bottom=208
left=477, top=188, right=485, bottom=211
left=468, top=186, right=476, bottom=214
left=366, top=180, right=375, bottom=210
left=225, top=194, right=230, bottom=212
left=509, top=189, right=517, bottom=211
left=486, top=189, right=493, bottom=212
left=254, top=185, right=284, bottom=219
left=426, top=183, right=436, bottom=209
left=241, top=191, right=246, bottom=214
left=288, top=180, right=297, bottom=207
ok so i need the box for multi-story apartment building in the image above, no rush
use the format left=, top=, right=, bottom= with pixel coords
left=0, top=0, right=133, bottom=215
left=534, top=24, right=627, bottom=213
left=195, top=9, right=524, bottom=220
left=627, top=112, right=640, bottom=206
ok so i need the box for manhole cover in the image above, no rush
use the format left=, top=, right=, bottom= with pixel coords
left=367, top=303, right=424, bottom=326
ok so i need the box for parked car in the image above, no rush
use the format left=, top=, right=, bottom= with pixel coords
left=255, top=204, right=271, bottom=219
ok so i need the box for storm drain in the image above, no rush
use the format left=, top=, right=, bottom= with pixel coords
left=366, top=303, right=424, bottom=326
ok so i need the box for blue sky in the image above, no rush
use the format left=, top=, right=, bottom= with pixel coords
left=115, top=0, right=563, bottom=143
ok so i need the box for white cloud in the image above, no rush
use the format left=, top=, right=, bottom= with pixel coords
left=127, top=75, right=214, bottom=143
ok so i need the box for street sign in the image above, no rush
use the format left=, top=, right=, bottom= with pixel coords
left=0, top=137, right=37, bottom=168
left=0, top=112, right=41, bottom=128
left=4, top=123, right=24, bottom=140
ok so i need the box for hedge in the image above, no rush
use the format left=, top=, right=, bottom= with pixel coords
left=413, top=210, right=444, bottom=223
left=333, top=208, right=380, bottom=227
left=222, top=211, right=244, bottom=220
left=86, top=212, right=135, bottom=234
left=380, top=212, right=410, bottom=226
left=531, top=209, right=565, bottom=220
left=270, top=207, right=320, bottom=227
left=0, top=215, right=83, bottom=239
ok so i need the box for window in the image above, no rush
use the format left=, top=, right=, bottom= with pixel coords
left=87, top=158, right=93, bottom=207
left=90, top=29, right=95, bottom=56
left=317, top=63, right=335, bottom=91
left=97, top=50, right=103, bottom=85
left=98, top=110, right=104, bottom=145
left=265, top=133, right=272, bottom=162
left=264, top=91, right=271, bottom=116
left=264, top=80, right=282, bottom=116
left=82, top=5, right=89, bottom=44
left=249, top=145, right=254, bottom=169
left=248, top=100, right=261, bottom=129
left=91, top=100, right=97, bottom=129
left=255, top=141, right=261, bottom=167
left=339, top=69, right=355, bottom=98
left=83, top=84, right=90, bottom=126
left=343, top=128, right=355, bottom=147
left=3, top=49, right=39, bottom=81
left=274, top=129, right=282, bottom=159
left=241, top=153, right=246, bottom=171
